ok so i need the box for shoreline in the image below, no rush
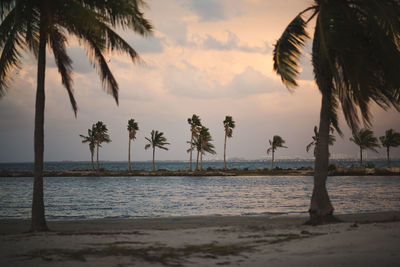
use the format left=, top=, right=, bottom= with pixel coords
left=1, top=211, right=399, bottom=266
left=1, top=166, right=399, bottom=177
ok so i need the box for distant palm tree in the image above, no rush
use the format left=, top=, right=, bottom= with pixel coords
left=79, top=126, right=97, bottom=170
left=145, top=130, right=170, bottom=171
left=379, top=129, right=400, bottom=168
left=93, top=121, right=111, bottom=170
left=0, top=1, right=152, bottom=231
left=223, top=116, right=235, bottom=170
left=188, top=129, right=216, bottom=171
left=273, top=1, right=400, bottom=224
left=127, top=119, right=139, bottom=171
left=188, top=115, right=202, bottom=171
left=267, top=135, right=287, bottom=170
left=199, top=127, right=216, bottom=171
left=350, top=129, right=380, bottom=166
left=306, top=126, right=336, bottom=157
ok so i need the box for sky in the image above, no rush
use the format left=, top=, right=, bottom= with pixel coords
left=0, top=0, right=399, bottom=163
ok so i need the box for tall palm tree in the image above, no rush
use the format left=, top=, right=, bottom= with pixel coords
left=93, top=121, right=111, bottom=170
left=127, top=119, right=139, bottom=171
left=145, top=130, right=170, bottom=171
left=187, top=114, right=202, bottom=171
left=0, top=0, right=152, bottom=231
left=306, top=126, right=336, bottom=157
left=349, top=129, right=380, bottom=166
left=380, top=129, right=400, bottom=168
left=273, top=1, right=400, bottom=224
left=267, top=135, right=287, bottom=170
left=223, top=116, right=235, bottom=170
left=79, top=126, right=96, bottom=170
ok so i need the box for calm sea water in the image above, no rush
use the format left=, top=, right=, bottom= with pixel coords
left=0, top=159, right=398, bottom=172
left=0, top=176, right=399, bottom=220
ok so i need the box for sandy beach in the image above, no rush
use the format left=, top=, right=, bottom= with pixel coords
left=1, top=211, right=399, bottom=266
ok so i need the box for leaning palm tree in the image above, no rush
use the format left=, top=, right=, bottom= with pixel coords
left=79, top=126, right=97, bottom=170
left=188, top=130, right=216, bottom=171
left=380, top=129, right=400, bottom=168
left=93, top=121, right=111, bottom=170
left=145, top=130, right=170, bottom=171
left=187, top=114, right=202, bottom=171
left=273, top=1, right=400, bottom=224
left=306, top=126, right=336, bottom=157
left=267, top=135, right=287, bottom=170
left=0, top=0, right=152, bottom=231
left=349, top=129, right=380, bottom=166
left=127, top=119, right=139, bottom=171
left=223, top=116, right=235, bottom=170
left=199, top=127, right=216, bottom=171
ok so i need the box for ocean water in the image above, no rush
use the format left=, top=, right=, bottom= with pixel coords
left=0, top=159, right=398, bottom=172
left=0, top=176, right=399, bottom=220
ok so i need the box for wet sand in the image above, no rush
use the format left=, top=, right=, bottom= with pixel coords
left=0, top=211, right=399, bottom=266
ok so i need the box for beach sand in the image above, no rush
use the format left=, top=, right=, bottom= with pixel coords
left=1, top=212, right=399, bottom=266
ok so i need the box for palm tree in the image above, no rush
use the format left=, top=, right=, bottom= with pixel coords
left=273, top=1, right=400, bottom=224
left=93, top=121, right=111, bottom=170
left=267, top=135, right=287, bottom=170
left=349, top=129, right=380, bottom=166
left=0, top=1, right=152, bottom=231
left=187, top=114, right=202, bottom=171
left=188, top=128, right=216, bottom=171
left=306, top=126, right=336, bottom=157
left=145, top=130, right=170, bottom=171
left=223, top=116, right=235, bottom=170
left=127, top=119, right=139, bottom=171
left=380, top=129, right=400, bottom=168
left=350, top=129, right=380, bottom=166
left=79, top=126, right=97, bottom=170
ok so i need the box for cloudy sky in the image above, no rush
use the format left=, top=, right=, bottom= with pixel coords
left=1, top=0, right=399, bottom=163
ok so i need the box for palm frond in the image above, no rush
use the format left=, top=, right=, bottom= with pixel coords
left=273, top=14, right=309, bottom=88
left=48, top=25, right=77, bottom=115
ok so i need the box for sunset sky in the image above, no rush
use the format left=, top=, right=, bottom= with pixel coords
left=0, top=0, right=399, bottom=162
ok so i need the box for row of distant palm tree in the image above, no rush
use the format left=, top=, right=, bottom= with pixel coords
left=350, top=128, right=400, bottom=168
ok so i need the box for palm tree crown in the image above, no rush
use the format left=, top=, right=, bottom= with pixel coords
left=127, top=119, right=139, bottom=140
left=223, top=116, right=235, bottom=138
left=267, top=135, right=287, bottom=154
left=380, top=129, right=400, bottom=168
left=93, top=121, right=111, bottom=145
left=350, top=128, right=380, bottom=166
left=145, top=130, right=170, bottom=151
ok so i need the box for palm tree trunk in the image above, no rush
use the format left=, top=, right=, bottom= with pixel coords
left=128, top=138, right=131, bottom=171
left=360, top=147, right=363, bottom=166
left=387, top=147, right=390, bottom=168
left=196, top=150, right=199, bottom=171
left=270, top=150, right=274, bottom=170
left=307, top=93, right=337, bottom=225
left=224, top=133, right=227, bottom=170
left=152, top=147, right=155, bottom=171
left=31, top=13, right=48, bottom=232
left=90, top=151, right=94, bottom=170
left=189, top=132, right=193, bottom=171
left=200, top=149, right=203, bottom=171
left=96, top=144, right=99, bottom=170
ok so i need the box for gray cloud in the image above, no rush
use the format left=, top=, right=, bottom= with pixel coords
left=193, top=31, right=271, bottom=53
left=166, top=63, right=278, bottom=99
left=187, top=0, right=225, bottom=22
